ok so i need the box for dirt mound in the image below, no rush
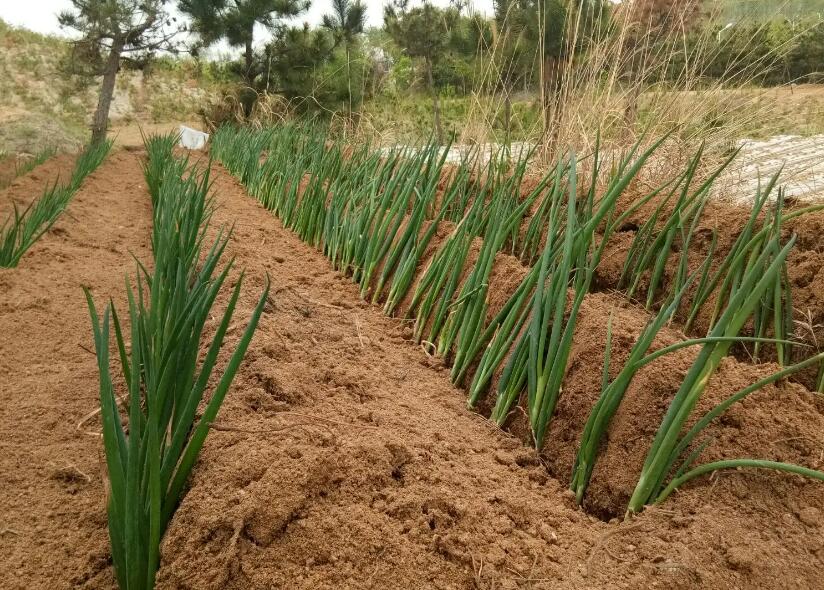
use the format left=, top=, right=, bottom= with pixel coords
left=595, top=194, right=824, bottom=389
left=0, top=150, right=152, bottom=589
left=157, top=163, right=824, bottom=589
left=545, top=292, right=824, bottom=519
left=0, top=152, right=78, bottom=214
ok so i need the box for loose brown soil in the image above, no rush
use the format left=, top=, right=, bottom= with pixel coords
left=0, top=152, right=77, bottom=199
left=2, top=151, right=824, bottom=590
left=0, top=151, right=152, bottom=589
left=0, top=154, right=17, bottom=187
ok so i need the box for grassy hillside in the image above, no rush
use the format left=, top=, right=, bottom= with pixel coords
left=0, top=19, right=228, bottom=154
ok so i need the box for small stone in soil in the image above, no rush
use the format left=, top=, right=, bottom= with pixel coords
left=797, top=506, right=821, bottom=527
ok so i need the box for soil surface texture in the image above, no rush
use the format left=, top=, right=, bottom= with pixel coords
left=1, top=151, right=823, bottom=590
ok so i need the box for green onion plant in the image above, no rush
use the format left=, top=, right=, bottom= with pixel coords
left=85, top=135, right=268, bottom=589
left=0, top=140, right=111, bottom=267
left=627, top=236, right=811, bottom=513
left=209, top=123, right=824, bottom=513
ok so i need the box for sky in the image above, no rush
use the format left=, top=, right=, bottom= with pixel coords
left=0, top=0, right=495, bottom=43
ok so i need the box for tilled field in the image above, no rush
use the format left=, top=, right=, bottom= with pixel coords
left=723, top=134, right=824, bottom=204
left=1, top=149, right=824, bottom=590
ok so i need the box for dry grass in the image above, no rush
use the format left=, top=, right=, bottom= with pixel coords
left=460, top=0, right=819, bottom=166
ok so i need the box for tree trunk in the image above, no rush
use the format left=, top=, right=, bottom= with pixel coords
left=242, top=34, right=256, bottom=118
left=244, top=36, right=254, bottom=86
left=346, top=45, right=352, bottom=121
left=91, top=37, right=124, bottom=145
left=426, top=57, right=443, bottom=145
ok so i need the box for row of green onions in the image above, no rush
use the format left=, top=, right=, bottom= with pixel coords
left=85, top=132, right=269, bottom=589
left=0, top=140, right=111, bottom=267
left=620, top=159, right=824, bottom=370
left=211, top=123, right=824, bottom=515
left=0, top=146, right=57, bottom=189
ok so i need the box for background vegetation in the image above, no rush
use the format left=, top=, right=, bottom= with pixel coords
left=184, top=0, right=824, bottom=153
left=2, top=0, right=824, bottom=154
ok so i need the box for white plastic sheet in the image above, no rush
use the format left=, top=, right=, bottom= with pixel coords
left=179, top=125, right=209, bottom=150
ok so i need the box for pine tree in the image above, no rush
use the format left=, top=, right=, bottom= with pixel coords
left=59, top=0, right=180, bottom=144
left=262, top=23, right=333, bottom=102
left=384, top=1, right=459, bottom=143
left=178, top=0, right=310, bottom=113
left=322, top=0, right=367, bottom=117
